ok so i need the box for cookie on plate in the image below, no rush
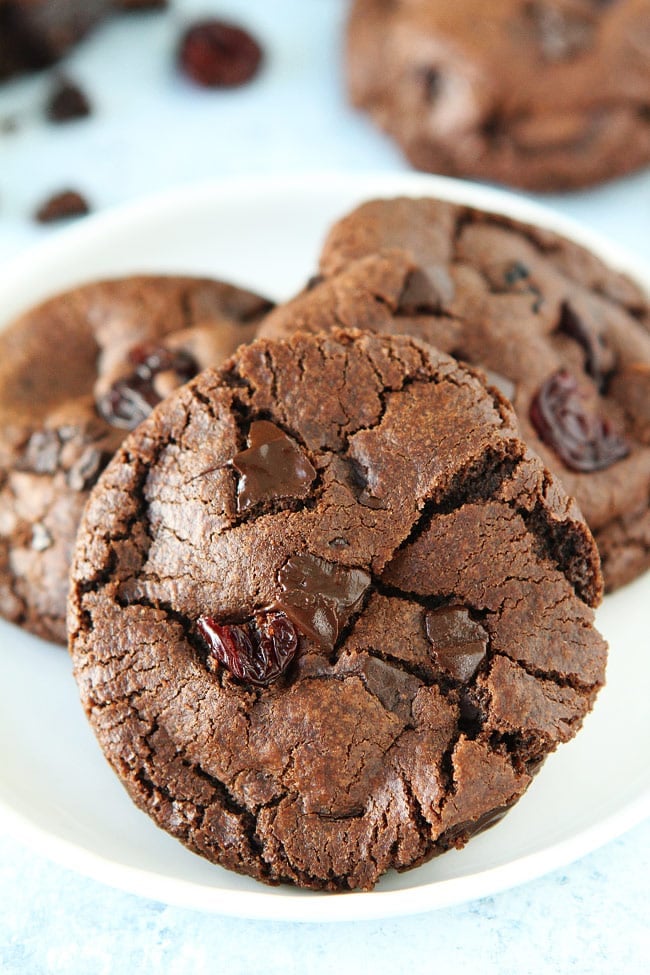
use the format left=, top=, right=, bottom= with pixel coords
left=0, top=274, right=272, bottom=643
left=347, top=0, right=650, bottom=190
left=260, top=196, right=650, bottom=591
left=68, top=328, right=606, bottom=891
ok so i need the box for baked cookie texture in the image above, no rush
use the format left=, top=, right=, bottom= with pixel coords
left=260, top=196, right=650, bottom=591
left=0, top=275, right=272, bottom=644
left=69, top=328, right=606, bottom=891
left=347, top=0, right=650, bottom=191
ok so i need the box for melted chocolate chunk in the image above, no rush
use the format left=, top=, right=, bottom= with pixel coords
left=97, top=343, right=198, bottom=430
left=231, top=420, right=317, bottom=512
left=197, top=611, right=298, bottom=686
left=558, top=302, right=614, bottom=390
left=276, top=553, right=371, bottom=650
left=425, top=607, right=488, bottom=682
left=530, top=369, right=630, bottom=472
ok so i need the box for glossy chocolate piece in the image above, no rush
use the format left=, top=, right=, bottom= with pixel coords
left=277, top=553, right=371, bottom=650
left=232, top=420, right=316, bottom=512
left=425, top=606, right=488, bottom=682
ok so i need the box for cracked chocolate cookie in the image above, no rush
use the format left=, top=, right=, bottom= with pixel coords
left=0, top=274, right=272, bottom=644
left=68, top=328, right=606, bottom=891
left=347, top=0, right=650, bottom=190
left=260, top=196, right=650, bottom=591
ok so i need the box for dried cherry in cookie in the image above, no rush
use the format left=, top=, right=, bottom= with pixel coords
left=530, top=370, right=629, bottom=472
left=197, top=612, right=298, bottom=687
left=231, top=420, right=317, bottom=512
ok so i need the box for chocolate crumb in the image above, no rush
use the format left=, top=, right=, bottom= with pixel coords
left=47, top=77, right=91, bottom=123
left=35, top=190, right=90, bottom=224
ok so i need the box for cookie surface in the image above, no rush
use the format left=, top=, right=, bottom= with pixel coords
left=260, top=196, right=650, bottom=591
left=0, top=274, right=272, bottom=643
left=347, top=0, right=650, bottom=191
left=69, top=329, right=606, bottom=891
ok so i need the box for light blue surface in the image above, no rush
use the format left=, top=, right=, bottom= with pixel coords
left=1, top=1, right=649, bottom=970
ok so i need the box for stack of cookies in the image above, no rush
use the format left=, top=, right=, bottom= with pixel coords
left=1, top=195, right=649, bottom=891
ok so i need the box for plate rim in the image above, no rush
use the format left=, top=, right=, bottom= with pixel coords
left=1, top=786, right=649, bottom=922
left=1, top=170, right=649, bottom=921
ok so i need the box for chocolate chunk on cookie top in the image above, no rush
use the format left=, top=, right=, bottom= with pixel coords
left=0, top=275, right=272, bottom=644
left=346, top=0, right=650, bottom=191
left=68, top=329, right=607, bottom=891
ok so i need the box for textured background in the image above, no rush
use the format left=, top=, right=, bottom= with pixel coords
left=0, top=1, right=649, bottom=971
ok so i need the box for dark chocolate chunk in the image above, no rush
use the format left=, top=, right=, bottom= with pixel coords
left=197, top=611, right=298, bottom=686
left=530, top=369, right=630, bottom=472
left=232, top=420, right=317, bottom=512
left=425, top=606, right=488, bottom=682
left=277, top=553, right=371, bottom=650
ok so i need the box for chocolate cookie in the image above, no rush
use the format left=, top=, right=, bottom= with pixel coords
left=0, top=0, right=165, bottom=79
left=0, top=275, right=272, bottom=643
left=260, top=196, right=650, bottom=591
left=68, top=328, right=606, bottom=891
left=347, top=0, right=650, bottom=191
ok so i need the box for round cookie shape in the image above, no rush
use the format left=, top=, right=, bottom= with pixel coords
left=0, top=274, right=272, bottom=643
left=347, top=0, right=650, bottom=191
left=69, top=329, right=606, bottom=891
left=261, top=196, right=650, bottom=591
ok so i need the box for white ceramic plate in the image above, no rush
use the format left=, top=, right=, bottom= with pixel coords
left=0, top=173, right=649, bottom=922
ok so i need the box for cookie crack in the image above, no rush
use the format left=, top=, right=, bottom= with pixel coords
left=382, top=442, right=524, bottom=566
